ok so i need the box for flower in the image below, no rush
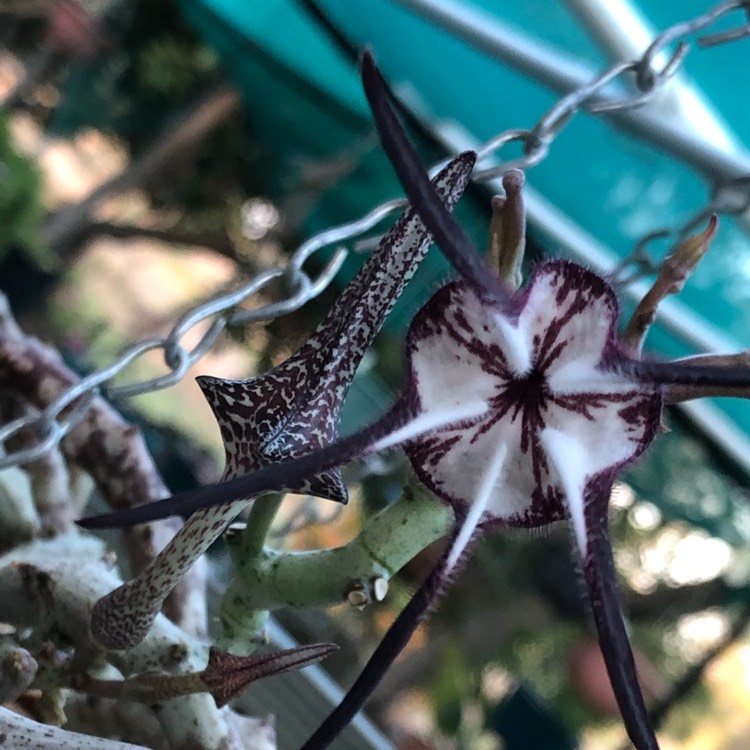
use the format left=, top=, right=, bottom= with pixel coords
left=86, top=149, right=475, bottom=652
left=404, top=261, right=663, bottom=549
left=399, top=263, right=663, bottom=750
left=80, top=52, right=750, bottom=750
left=197, top=149, right=474, bottom=504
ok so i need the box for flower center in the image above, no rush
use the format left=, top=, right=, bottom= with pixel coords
left=491, top=367, right=549, bottom=428
left=508, top=367, right=548, bottom=413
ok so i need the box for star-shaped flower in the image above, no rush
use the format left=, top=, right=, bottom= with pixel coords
left=404, top=262, right=662, bottom=548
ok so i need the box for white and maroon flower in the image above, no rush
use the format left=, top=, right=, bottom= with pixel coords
left=397, top=263, right=663, bottom=750
left=404, top=262, right=662, bottom=552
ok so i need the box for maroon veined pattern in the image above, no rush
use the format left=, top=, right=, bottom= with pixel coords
left=196, top=154, right=475, bottom=502
left=517, top=261, right=620, bottom=374
left=404, top=261, right=663, bottom=529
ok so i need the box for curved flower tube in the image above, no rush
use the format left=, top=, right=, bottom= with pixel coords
left=87, top=144, right=475, bottom=652
left=79, top=52, right=750, bottom=750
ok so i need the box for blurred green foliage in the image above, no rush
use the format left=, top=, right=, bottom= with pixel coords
left=49, top=0, right=260, bottom=236
left=0, top=113, right=46, bottom=267
left=51, top=1, right=220, bottom=143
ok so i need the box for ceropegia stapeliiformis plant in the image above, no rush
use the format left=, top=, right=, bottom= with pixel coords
left=80, top=52, right=750, bottom=750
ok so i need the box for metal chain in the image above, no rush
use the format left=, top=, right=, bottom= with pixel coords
left=1, top=0, right=750, bottom=470
left=0, top=204, right=401, bottom=469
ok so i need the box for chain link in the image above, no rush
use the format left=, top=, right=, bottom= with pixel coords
left=0, top=204, right=404, bottom=469
left=2, top=0, right=750, bottom=470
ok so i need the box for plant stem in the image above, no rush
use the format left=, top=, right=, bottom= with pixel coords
left=236, top=494, right=285, bottom=567
left=218, top=489, right=453, bottom=653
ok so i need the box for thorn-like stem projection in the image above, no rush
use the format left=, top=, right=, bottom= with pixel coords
left=622, top=216, right=717, bottom=353
left=68, top=643, right=337, bottom=707
left=201, top=643, right=338, bottom=707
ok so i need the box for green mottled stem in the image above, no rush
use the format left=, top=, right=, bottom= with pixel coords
left=219, top=607, right=269, bottom=656
left=220, top=494, right=284, bottom=652
left=219, top=489, right=453, bottom=652
left=236, top=493, right=285, bottom=566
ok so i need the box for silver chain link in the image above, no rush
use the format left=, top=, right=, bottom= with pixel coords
left=1, top=0, right=750, bottom=470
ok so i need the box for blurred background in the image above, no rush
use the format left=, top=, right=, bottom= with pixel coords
left=2, top=1, right=750, bottom=748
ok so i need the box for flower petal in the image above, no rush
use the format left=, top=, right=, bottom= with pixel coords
left=403, top=280, right=555, bottom=522
left=539, top=427, right=589, bottom=555
left=78, top=400, right=416, bottom=527
left=198, top=375, right=347, bottom=501
left=360, top=50, right=510, bottom=308
left=403, top=268, right=662, bottom=529
left=406, top=282, right=529, bottom=408
left=544, top=389, right=662, bottom=479
left=407, top=406, right=541, bottom=521
left=536, top=429, right=660, bottom=748
left=580, top=482, right=660, bottom=750
left=518, top=261, right=620, bottom=376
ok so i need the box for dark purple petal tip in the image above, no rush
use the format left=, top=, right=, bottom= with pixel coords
left=360, top=51, right=510, bottom=308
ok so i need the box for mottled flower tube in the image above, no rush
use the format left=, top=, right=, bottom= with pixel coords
left=88, top=148, right=475, bottom=652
